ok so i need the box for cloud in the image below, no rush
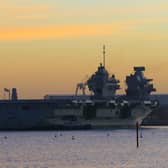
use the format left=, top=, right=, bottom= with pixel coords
left=0, top=16, right=168, bottom=41
left=0, top=23, right=131, bottom=41
left=0, top=4, right=51, bottom=12
left=63, top=2, right=168, bottom=17
left=0, top=3, right=54, bottom=20
left=112, top=3, right=168, bottom=15
left=10, top=5, right=50, bottom=13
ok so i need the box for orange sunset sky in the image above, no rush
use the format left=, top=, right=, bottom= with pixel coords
left=0, top=0, right=168, bottom=98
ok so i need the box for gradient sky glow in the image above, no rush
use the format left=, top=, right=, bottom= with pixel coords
left=0, top=0, right=168, bottom=98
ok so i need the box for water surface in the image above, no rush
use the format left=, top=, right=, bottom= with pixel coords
left=0, top=127, right=168, bottom=168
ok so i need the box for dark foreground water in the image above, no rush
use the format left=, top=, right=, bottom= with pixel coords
left=0, top=127, right=168, bottom=168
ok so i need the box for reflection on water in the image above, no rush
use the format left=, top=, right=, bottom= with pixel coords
left=0, top=126, right=168, bottom=168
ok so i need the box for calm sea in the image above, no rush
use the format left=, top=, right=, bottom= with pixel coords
left=0, top=127, right=168, bottom=168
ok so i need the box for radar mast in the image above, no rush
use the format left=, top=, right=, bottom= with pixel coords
left=103, top=45, right=106, bottom=68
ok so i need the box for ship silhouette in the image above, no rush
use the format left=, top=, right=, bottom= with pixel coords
left=0, top=47, right=159, bottom=130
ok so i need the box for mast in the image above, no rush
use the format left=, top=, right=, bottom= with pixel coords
left=103, top=45, right=106, bottom=68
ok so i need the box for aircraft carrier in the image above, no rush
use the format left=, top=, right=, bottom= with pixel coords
left=0, top=53, right=159, bottom=130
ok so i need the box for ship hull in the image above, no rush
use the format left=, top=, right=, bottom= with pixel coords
left=47, top=106, right=152, bottom=129
left=0, top=99, right=154, bottom=130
